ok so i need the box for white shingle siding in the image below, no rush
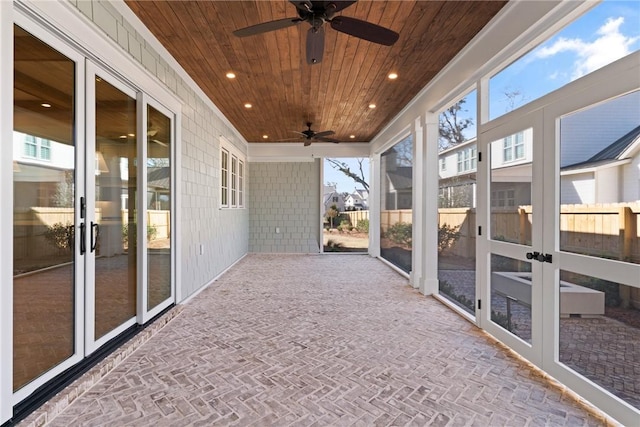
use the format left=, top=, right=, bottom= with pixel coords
left=249, top=161, right=320, bottom=253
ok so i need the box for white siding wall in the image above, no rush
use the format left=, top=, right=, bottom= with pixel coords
left=69, top=0, right=250, bottom=300
left=249, top=161, right=321, bottom=253
left=561, top=172, right=595, bottom=204
left=595, top=167, right=620, bottom=203
left=623, top=156, right=640, bottom=202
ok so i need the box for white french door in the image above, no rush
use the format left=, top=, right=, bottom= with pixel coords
left=477, top=53, right=640, bottom=425
left=84, top=63, right=139, bottom=354
left=478, top=111, right=544, bottom=366
left=12, top=20, right=176, bottom=404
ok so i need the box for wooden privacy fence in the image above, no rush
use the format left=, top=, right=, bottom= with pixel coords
left=380, top=210, right=412, bottom=233
left=454, top=202, right=640, bottom=263
left=343, top=202, right=640, bottom=263
left=343, top=210, right=369, bottom=228
left=14, top=208, right=171, bottom=262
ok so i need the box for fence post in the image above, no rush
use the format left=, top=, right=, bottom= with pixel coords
left=619, top=206, right=634, bottom=308
left=619, top=206, right=634, bottom=261
left=519, top=208, right=527, bottom=245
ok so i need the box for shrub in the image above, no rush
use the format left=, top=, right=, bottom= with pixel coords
left=438, top=223, right=460, bottom=253
left=386, top=222, right=412, bottom=247
left=337, top=219, right=352, bottom=232
left=356, top=219, right=369, bottom=234
left=44, top=222, right=73, bottom=252
left=122, top=223, right=157, bottom=247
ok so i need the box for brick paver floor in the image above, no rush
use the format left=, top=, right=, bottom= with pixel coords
left=24, top=254, right=614, bottom=426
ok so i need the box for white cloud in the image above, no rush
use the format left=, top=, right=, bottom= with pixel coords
left=534, top=17, right=639, bottom=80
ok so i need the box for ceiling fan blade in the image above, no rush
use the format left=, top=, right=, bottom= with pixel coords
left=306, top=26, right=325, bottom=64
left=233, top=17, right=301, bottom=37
left=313, top=130, right=334, bottom=138
left=330, top=16, right=399, bottom=46
left=316, top=136, right=340, bottom=143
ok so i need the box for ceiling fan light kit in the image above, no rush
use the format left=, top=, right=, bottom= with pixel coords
left=233, top=1, right=399, bottom=65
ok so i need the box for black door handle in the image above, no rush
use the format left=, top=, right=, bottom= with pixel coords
left=525, top=251, right=552, bottom=263
left=91, top=222, right=100, bottom=252
left=526, top=251, right=538, bottom=260
left=79, top=223, right=86, bottom=255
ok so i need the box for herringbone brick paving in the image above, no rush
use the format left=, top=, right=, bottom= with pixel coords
left=33, top=254, right=612, bottom=426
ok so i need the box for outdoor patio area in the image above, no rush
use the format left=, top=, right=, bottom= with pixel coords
left=22, top=254, right=615, bottom=426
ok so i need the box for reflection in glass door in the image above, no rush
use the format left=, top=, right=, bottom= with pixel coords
left=146, top=104, right=173, bottom=313
left=13, top=25, right=78, bottom=391
left=90, top=70, right=138, bottom=343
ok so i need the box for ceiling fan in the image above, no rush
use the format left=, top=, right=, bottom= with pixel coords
left=233, top=1, right=399, bottom=64
left=295, top=122, right=340, bottom=146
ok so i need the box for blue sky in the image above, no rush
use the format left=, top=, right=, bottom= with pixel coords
left=324, top=158, right=370, bottom=194
left=327, top=1, right=640, bottom=191
left=451, top=0, right=640, bottom=142
left=489, top=0, right=640, bottom=119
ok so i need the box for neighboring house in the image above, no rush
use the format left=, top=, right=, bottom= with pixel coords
left=439, top=91, right=640, bottom=207
left=381, top=147, right=413, bottom=210
left=147, top=167, right=171, bottom=210
left=12, top=131, right=74, bottom=209
left=344, top=188, right=369, bottom=210
left=323, top=184, right=345, bottom=213
left=561, top=125, right=640, bottom=204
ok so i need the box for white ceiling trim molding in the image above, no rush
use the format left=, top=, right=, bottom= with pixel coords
left=248, top=142, right=370, bottom=162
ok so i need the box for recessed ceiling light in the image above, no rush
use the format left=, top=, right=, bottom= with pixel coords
left=388, top=72, right=398, bottom=80
left=226, top=72, right=236, bottom=79
left=41, top=103, right=51, bottom=108
left=119, top=135, right=127, bottom=139
left=369, top=103, right=376, bottom=109
left=244, top=103, right=252, bottom=109
left=128, top=133, right=135, bottom=137
left=262, top=135, right=268, bottom=139
left=349, top=135, right=356, bottom=139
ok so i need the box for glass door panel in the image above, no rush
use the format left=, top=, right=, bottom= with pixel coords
left=92, top=73, right=137, bottom=341
left=13, top=25, right=77, bottom=391
left=483, top=120, right=542, bottom=363
left=554, top=91, right=640, bottom=410
left=146, top=105, right=172, bottom=312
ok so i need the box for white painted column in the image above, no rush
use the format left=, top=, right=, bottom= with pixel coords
left=411, top=117, right=424, bottom=289
left=422, top=112, right=440, bottom=295
left=368, top=155, right=381, bottom=258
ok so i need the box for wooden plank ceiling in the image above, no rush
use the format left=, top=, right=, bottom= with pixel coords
left=124, top=1, right=507, bottom=143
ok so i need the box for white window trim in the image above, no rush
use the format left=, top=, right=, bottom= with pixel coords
left=220, top=137, right=245, bottom=209
left=502, top=132, right=525, bottom=163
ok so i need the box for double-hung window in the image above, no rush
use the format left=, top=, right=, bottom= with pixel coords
left=503, top=131, right=524, bottom=162
left=220, top=138, right=245, bottom=209
left=456, top=147, right=477, bottom=173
